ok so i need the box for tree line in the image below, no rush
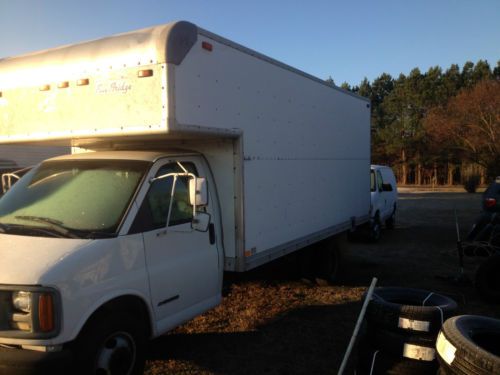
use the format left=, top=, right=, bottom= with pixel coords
left=329, top=60, right=500, bottom=185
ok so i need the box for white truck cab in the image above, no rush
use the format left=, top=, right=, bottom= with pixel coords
left=369, top=165, right=398, bottom=240
left=0, top=21, right=371, bottom=374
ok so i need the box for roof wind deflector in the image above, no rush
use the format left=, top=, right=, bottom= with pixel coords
left=164, top=21, right=198, bottom=65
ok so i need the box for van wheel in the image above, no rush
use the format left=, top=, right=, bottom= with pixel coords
left=386, top=209, right=396, bottom=229
left=74, top=312, right=146, bottom=375
left=369, top=214, right=381, bottom=242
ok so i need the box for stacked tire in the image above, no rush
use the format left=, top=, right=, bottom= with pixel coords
left=358, top=287, right=458, bottom=374
left=436, top=315, right=500, bottom=374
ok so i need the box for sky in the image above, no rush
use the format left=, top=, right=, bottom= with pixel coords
left=0, top=0, right=499, bottom=86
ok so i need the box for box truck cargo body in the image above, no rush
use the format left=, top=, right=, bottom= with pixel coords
left=0, top=21, right=370, bottom=373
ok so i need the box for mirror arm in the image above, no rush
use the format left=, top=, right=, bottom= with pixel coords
left=164, top=175, right=178, bottom=233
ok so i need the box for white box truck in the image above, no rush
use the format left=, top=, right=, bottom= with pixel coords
left=0, top=21, right=370, bottom=374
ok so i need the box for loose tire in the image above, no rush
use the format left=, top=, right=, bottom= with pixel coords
left=367, top=326, right=437, bottom=361
left=74, top=312, right=147, bottom=375
left=366, top=287, right=457, bottom=335
left=357, top=338, right=438, bottom=375
left=436, top=315, right=500, bottom=375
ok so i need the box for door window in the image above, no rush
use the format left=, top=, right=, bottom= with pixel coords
left=377, top=170, right=384, bottom=191
left=130, top=162, right=197, bottom=233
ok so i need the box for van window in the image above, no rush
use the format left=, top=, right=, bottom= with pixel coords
left=130, top=162, right=197, bottom=233
left=377, top=170, right=384, bottom=191
left=370, top=170, right=376, bottom=192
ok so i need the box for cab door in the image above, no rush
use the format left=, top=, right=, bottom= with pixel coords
left=129, top=159, right=220, bottom=331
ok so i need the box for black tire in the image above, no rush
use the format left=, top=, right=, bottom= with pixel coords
left=73, top=312, right=147, bottom=375
left=475, top=254, right=500, bottom=304
left=366, top=287, right=457, bottom=335
left=314, top=239, right=341, bottom=284
left=366, top=326, right=437, bottom=361
left=386, top=206, right=396, bottom=230
left=369, top=214, right=382, bottom=242
left=357, top=339, right=438, bottom=375
left=436, top=315, right=500, bottom=375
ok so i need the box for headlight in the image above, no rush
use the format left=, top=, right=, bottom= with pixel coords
left=12, top=291, right=31, bottom=313
left=0, top=286, right=60, bottom=339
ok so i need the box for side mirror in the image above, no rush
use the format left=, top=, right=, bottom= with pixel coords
left=382, top=183, right=393, bottom=192
left=189, top=177, right=208, bottom=206
left=192, top=212, right=210, bottom=232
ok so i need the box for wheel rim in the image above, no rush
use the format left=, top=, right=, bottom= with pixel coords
left=372, top=218, right=381, bottom=240
left=95, top=331, right=136, bottom=375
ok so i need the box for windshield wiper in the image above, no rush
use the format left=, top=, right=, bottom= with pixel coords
left=14, top=216, right=80, bottom=239
left=0, top=223, right=9, bottom=233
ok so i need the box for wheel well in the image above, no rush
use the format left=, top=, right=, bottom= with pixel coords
left=83, top=295, right=152, bottom=339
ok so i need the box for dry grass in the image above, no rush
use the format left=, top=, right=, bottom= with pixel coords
left=145, top=192, right=499, bottom=374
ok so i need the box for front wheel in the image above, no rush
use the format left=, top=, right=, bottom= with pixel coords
left=369, top=215, right=381, bottom=242
left=74, top=312, right=147, bottom=375
left=385, top=208, right=396, bottom=229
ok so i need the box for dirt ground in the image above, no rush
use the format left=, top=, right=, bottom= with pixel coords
left=144, top=191, right=499, bottom=375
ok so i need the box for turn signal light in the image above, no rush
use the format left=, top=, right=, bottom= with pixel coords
left=57, top=81, right=69, bottom=89
left=38, top=294, right=55, bottom=332
left=39, top=84, right=51, bottom=91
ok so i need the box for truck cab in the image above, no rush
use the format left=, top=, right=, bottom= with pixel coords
left=0, top=20, right=371, bottom=373
left=0, top=150, right=223, bottom=374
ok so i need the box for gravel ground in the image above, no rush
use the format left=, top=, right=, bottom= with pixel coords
left=144, top=191, right=499, bottom=375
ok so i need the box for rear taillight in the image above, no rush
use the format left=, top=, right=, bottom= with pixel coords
left=485, top=198, right=497, bottom=208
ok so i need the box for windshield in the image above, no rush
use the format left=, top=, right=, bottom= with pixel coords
left=0, top=159, right=150, bottom=238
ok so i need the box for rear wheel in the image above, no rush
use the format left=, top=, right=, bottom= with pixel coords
left=315, top=239, right=341, bottom=284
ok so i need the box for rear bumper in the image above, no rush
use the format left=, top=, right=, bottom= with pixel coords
left=0, top=345, right=72, bottom=375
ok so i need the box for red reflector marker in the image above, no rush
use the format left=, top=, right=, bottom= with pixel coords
left=485, top=198, right=497, bottom=208
left=202, top=41, right=213, bottom=52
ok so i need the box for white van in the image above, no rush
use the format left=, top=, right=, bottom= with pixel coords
left=370, top=165, right=398, bottom=240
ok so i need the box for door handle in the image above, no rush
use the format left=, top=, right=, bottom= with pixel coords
left=209, top=223, right=215, bottom=245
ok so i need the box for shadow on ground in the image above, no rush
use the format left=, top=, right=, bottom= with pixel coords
left=146, top=302, right=361, bottom=375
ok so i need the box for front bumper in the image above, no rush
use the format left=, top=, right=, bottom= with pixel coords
left=0, top=345, right=72, bottom=375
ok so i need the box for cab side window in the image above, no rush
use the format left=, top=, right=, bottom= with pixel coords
left=130, top=162, right=197, bottom=233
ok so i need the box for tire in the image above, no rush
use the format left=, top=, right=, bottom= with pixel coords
left=314, top=239, right=341, bottom=284
left=73, top=312, right=147, bottom=375
left=366, top=326, right=437, bottom=361
left=366, top=287, right=457, bottom=335
left=386, top=207, right=396, bottom=230
left=475, top=254, right=500, bottom=303
left=357, top=338, right=438, bottom=375
left=436, top=315, right=500, bottom=375
left=369, top=214, right=382, bottom=242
